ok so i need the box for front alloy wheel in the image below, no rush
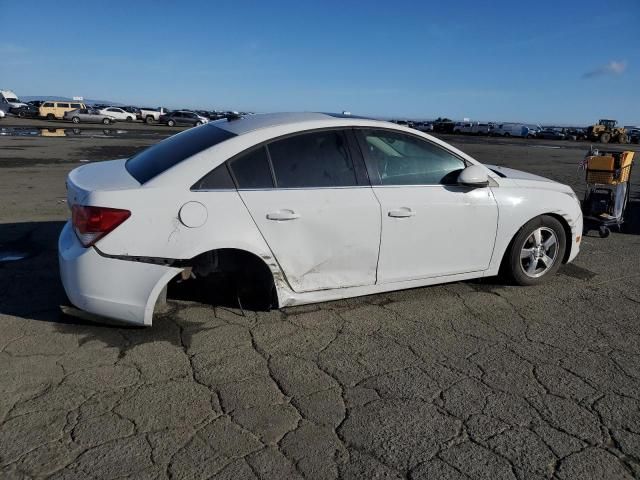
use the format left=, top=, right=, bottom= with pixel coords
left=506, top=215, right=566, bottom=285
left=519, top=227, right=558, bottom=278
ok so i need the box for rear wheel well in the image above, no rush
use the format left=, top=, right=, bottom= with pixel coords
left=171, top=248, right=278, bottom=310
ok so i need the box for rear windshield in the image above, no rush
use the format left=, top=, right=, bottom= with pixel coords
left=126, top=125, right=235, bottom=184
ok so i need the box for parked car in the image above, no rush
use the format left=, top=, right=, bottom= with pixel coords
left=0, top=109, right=5, bottom=119
left=0, top=89, right=27, bottom=112
left=472, top=123, right=491, bottom=135
left=453, top=122, right=473, bottom=134
left=537, top=129, right=566, bottom=140
left=58, top=112, right=582, bottom=326
left=63, top=108, right=115, bottom=124
left=413, top=122, right=434, bottom=132
left=159, top=110, right=209, bottom=127
left=492, top=123, right=534, bottom=138
left=629, top=129, right=639, bottom=144
left=563, top=128, right=587, bottom=141
left=432, top=118, right=455, bottom=134
left=11, top=103, right=39, bottom=118
left=139, top=107, right=169, bottom=123
left=40, top=101, right=86, bottom=120
left=98, top=107, right=136, bottom=122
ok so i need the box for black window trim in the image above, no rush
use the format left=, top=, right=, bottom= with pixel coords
left=191, top=127, right=370, bottom=192
left=352, top=127, right=469, bottom=187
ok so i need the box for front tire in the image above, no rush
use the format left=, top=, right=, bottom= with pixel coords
left=72, top=117, right=80, bottom=124
left=126, top=116, right=133, bottom=122
left=102, top=118, right=111, bottom=125
left=600, top=132, right=611, bottom=144
left=167, top=119, right=175, bottom=127
left=506, top=215, right=566, bottom=286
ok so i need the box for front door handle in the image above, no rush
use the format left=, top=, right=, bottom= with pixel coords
left=388, top=207, right=415, bottom=218
left=266, top=209, right=301, bottom=221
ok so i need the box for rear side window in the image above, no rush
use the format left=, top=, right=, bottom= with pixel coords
left=229, top=146, right=274, bottom=189
left=192, top=163, right=235, bottom=190
left=70, top=103, right=81, bottom=108
left=57, top=103, right=70, bottom=108
left=126, top=125, right=236, bottom=184
left=267, top=130, right=358, bottom=188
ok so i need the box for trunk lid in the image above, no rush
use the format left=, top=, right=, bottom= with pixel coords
left=66, top=159, right=139, bottom=207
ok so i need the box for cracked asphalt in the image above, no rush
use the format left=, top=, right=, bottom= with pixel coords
left=1, top=126, right=639, bottom=479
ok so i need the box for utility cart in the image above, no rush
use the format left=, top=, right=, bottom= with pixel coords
left=582, top=148, right=635, bottom=238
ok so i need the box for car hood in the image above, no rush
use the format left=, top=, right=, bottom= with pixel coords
left=486, top=164, right=574, bottom=194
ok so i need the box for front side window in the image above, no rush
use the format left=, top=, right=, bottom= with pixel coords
left=267, top=130, right=358, bottom=188
left=70, top=103, right=81, bottom=108
left=43, top=102, right=53, bottom=107
left=359, top=129, right=466, bottom=185
left=57, top=103, right=70, bottom=108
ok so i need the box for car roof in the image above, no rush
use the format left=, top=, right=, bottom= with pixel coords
left=214, top=112, right=374, bottom=135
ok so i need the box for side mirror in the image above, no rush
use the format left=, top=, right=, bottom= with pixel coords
left=457, top=165, right=490, bottom=187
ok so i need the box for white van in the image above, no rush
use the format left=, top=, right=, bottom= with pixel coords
left=493, top=123, right=536, bottom=138
left=0, top=90, right=27, bottom=112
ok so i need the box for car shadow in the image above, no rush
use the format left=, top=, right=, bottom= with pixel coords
left=0, top=221, right=74, bottom=325
left=0, top=221, right=245, bottom=356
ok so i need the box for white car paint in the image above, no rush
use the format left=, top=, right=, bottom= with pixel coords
left=59, top=113, right=582, bottom=326
left=98, top=107, right=136, bottom=121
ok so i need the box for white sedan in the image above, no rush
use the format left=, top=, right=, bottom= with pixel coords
left=98, top=107, right=136, bottom=122
left=59, top=113, right=583, bottom=326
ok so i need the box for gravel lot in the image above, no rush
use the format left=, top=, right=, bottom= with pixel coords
left=1, top=119, right=639, bottom=479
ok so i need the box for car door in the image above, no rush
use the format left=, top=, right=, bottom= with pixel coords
left=186, top=112, right=198, bottom=125
left=355, top=128, right=498, bottom=284
left=234, top=129, right=381, bottom=293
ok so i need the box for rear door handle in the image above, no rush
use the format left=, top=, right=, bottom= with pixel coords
left=388, top=207, right=415, bottom=218
left=266, top=209, right=301, bottom=221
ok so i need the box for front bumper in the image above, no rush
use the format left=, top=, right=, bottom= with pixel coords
left=58, top=222, right=182, bottom=326
left=566, top=209, right=583, bottom=264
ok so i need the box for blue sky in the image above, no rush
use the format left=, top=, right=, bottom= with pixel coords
left=2, top=0, right=638, bottom=124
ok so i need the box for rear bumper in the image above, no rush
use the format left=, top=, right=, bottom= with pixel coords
left=58, top=222, right=182, bottom=326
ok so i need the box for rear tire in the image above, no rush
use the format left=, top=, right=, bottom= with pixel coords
left=504, top=132, right=511, bottom=137
left=145, top=115, right=154, bottom=124
left=72, top=117, right=80, bottom=124
left=46, top=113, right=55, bottom=120
left=600, top=132, right=611, bottom=143
left=167, top=119, right=175, bottom=127
left=618, top=134, right=628, bottom=144
left=505, top=215, right=566, bottom=286
left=126, top=116, right=133, bottom=122
left=102, top=118, right=110, bottom=125
left=195, top=121, right=202, bottom=126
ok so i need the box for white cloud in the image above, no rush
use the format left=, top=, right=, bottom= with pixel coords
left=583, top=60, right=627, bottom=79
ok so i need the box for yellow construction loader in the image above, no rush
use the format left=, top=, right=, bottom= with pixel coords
left=587, top=119, right=628, bottom=144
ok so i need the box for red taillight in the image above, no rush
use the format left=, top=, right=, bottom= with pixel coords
left=72, top=205, right=131, bottom=247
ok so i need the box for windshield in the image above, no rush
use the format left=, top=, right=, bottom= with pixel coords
left=6, top=97, right=19, bottom=103
left=125, top=124, right=236, bottom=184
